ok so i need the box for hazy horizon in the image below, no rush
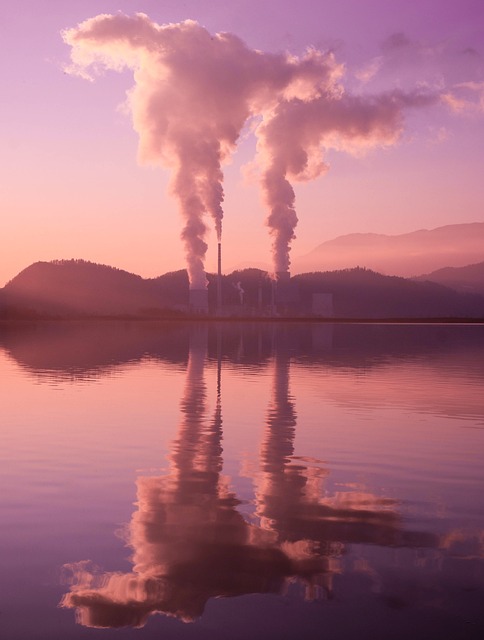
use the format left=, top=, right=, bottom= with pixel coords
left=2, top=220, right=484, bottom=289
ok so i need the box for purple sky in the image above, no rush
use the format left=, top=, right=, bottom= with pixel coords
left=1, top=0, right=483, bottom=284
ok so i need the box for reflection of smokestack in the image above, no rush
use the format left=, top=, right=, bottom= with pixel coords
left=217, top=242, right=222, bottom=314
left=189, top=289, right=209, bottom=314
left=262, top=342, right=296, bottom=475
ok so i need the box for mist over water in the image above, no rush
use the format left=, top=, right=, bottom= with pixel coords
left=1, top=322, right=484, bottom=639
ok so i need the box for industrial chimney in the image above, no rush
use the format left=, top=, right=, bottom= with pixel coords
left=217, top=241, right=222, bottom=314
left=275, top=271, right=291, bottom=306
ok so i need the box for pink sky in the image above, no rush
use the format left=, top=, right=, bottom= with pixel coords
left=1, top=0, right=483, bottom=285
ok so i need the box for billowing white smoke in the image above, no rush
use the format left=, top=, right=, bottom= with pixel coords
left=255, top=90, right=437, bottom=272
left=63, top=13, right=437, bottom=283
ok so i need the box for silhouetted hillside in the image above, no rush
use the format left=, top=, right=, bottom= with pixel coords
left=149, top=268, right=274, bottom=310
left=1, top=260, right=484, bottom=319
left=1, top=260, right=172, bottom=317
left=149, top=269, right=189, bottom=306
left=294, top=223, right=484, bottom=277
left=414, top=261, right=484, bottom=295
left=292, top=268, right=484, bottom=318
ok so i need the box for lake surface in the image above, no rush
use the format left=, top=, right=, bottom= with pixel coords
left=1, top=321, right=483, bottom=639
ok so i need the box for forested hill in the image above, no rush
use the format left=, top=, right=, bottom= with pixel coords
left=414, top=262, right=484, bottom=296
left=1, top=260, right=169, bottom=317
left=1, top=260, right=484, bottom=318
left=292, top=269, right=484, bottom=318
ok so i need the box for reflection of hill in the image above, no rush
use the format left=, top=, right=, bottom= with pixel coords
left=0, top=321, right=192, bottom=378
left=2, top=321, right=484, bottom=379
left=2, top=321, right=484, bottom=425
left=60, top=326, right=439, bottom=629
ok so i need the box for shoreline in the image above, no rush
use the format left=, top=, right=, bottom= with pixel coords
left=1, top=316, right=484, bottom=325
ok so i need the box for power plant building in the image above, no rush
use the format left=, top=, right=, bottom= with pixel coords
left=189, top=289, right=209, bottom=314
left=312, top=293, right=333, bottom=317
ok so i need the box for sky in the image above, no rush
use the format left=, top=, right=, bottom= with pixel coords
left=1, top=0, right=483, bottom=286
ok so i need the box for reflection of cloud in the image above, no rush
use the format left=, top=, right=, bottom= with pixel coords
left=440, top=530, right=484, bottom=559
left=0, top=321, right=191, bottom=382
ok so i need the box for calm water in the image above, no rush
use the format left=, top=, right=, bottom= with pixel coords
left=1, top=321, right=483, bottom=640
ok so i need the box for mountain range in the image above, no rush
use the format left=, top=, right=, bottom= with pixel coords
left=414, top=262, right=484, bottom=296
left=293, top=222, right=484, bottom=277
left=1, top=258, right=484, bottom=319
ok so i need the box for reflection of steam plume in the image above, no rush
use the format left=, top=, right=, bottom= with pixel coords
left=64, top=14, right=438, bottom=282
left=61, top=327, right=439, bottom=628
left=257, top=333, right=339, bottom=596
left=260, top=332, right=298, bottom=497
left=62, top=327, right=223, bottom=625
left=256, top=328, right=438, bottom=598
left=165, top=327, right=219, bottom=498
left=61, top=328, right=291, bottom=627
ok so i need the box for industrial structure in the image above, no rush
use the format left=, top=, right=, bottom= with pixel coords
left=188, top=288, right=209, bottom=314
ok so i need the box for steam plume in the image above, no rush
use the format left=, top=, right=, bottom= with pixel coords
left=255, top=90, right=437, bottom=273
left=63, top=13, right=437, bottom=281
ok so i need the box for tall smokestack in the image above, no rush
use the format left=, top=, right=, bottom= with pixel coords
left=217, top=241, right=222, bottom=314
left=270, top=277, right=276, bottom=316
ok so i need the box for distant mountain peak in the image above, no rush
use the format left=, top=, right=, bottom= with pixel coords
left=414, top=260, right=484, bottom=295
left=294, top=222, right=484, bottom=277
